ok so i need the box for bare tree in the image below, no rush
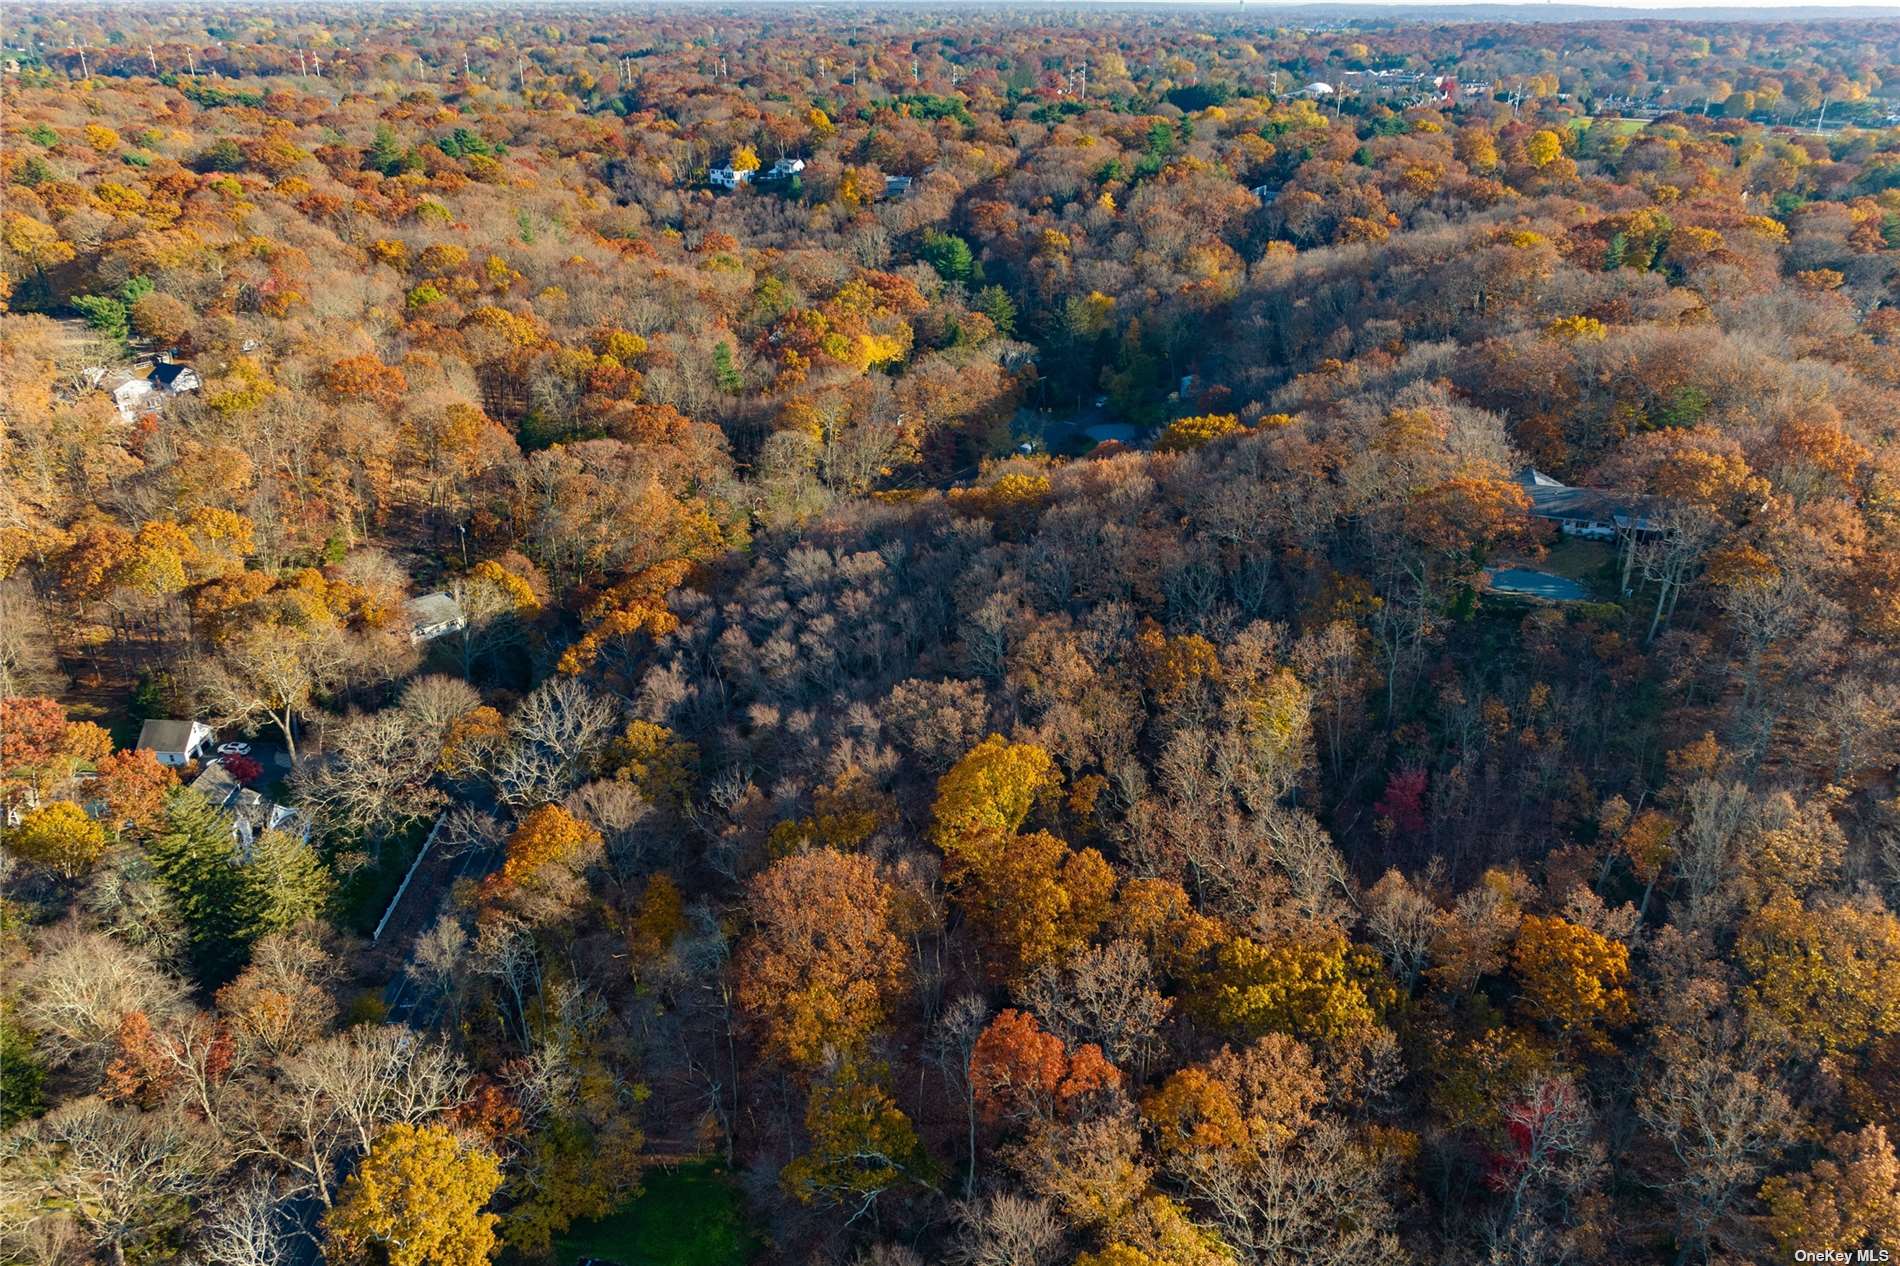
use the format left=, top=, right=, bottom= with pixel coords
left=493, top=677, right=621, bottom=806
left=235, top=1025, right=466, bottom=1208
left=1175, top=1117, right=1401, bottom=1266
left=948, top=1195, right=1065, bottom=1266
left=292, top=708, right=446, bottom=846
left=26, top=1099, right=223, bottom=1266
left=197, top=618, right=356, bottom=762
left=197, top=1170, right=296, bottom=1266
left=395, top=674, right=483, bottom=748
left=20, top=929, right=187, bottom=1075
left=928, top=993, right=991, bottom=1199
left=1016, top=941, right=1169, bottom=1075
left=1637, top=979, right=1796, bottom=1264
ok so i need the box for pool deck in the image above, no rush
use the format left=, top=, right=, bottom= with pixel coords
left=1486, top=567, right=1592, bottom=602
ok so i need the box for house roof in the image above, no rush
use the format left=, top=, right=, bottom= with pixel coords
left=136, top=718, right=204, bottom=753
left=152, top=361, right=195, bottom=388
left=1514, top=467, right=1651, bottom=525
left=406, top=591, right=463, bottom=626
left=190, top=760, right=244, bottom=808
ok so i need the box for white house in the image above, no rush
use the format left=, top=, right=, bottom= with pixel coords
left=1302, top=82, right=1335, bottom=98
left=406, top=591, right=467, bottom=643
left=136, top=719, right=215, bottom=766
left=99, top=372, right=156, bottom=422
left=709, top=165, right=752, bottom=190
left=767, top=157, right=805, bottom=179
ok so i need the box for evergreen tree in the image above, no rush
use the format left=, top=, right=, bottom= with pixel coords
left=712, top=341, right=744, bottom=393
left=149, top=790, right=251, bottom=982
left=243, top=828, right=332, bottom=940
left=366, top=124, right=408, bottom=176
left=1604, top=231, right=1628, bottom=270
left=976, top=285, right=1017, bottom=338
left=921, top=231, right=975, bottom=284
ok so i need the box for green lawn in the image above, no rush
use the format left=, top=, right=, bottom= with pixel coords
left=330, top=814, right=433, bottom=936
left=1574, top=116, right=1648, bottom=137
left=552, top=1162, right=756, bottom=1266
left=1510, top=537, right=1619, bottom=594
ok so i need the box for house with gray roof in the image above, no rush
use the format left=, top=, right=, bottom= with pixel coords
left=405, top=591, right=466, bottom=643
left=1515, top=467, right=1657, bottom=541
left=135, top=718, right=214, bottom=766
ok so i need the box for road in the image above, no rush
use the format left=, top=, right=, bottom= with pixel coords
left=378, top=821, right=502, bottom=1028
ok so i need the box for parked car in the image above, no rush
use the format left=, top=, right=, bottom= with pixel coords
left=216, top=741, right=252, bottom=756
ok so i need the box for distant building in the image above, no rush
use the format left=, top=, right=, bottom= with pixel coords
left=766, top=157, right=806, bottom=179
left=709, top=165, right=752, bottom=189
left=1302, top=81, right=1335, bottom=98
left=883, top=174, right=914, bottom=197
left=405, top=591, right=466, bottom=643
left=90, top=359, right=198, bottom=420
left=96, top=371, right=156, bottom=422
left=136, top=719, right=214, bottom=767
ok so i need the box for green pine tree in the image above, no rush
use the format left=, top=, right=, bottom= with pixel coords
left=243, top=828, right=332, bottom=940
left=712, top=341, right=744, bottom=393
left=976, top=285, right=1017, bottom=338
left=148, top=789, right=252, bottom=983
left=1603, top=231, right=1628, bottom=271
left=920, top=231, right=975, bottom=284
left=366, top=123, right=408, bottom=176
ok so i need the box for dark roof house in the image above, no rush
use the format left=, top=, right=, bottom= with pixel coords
left=190, top=762, right=310, bottom=853
left=1515, top=467, right=1657, bottom=539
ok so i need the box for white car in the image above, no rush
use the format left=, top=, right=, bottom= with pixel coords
left=216, top=742, right=252, bottom=757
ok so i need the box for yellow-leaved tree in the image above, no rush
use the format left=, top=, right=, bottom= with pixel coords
left=1761, top=1126, right=1900, bottom=1259
left=325, top=1123, right=503, bottom=1266
left=930, top=734, right=1058, bottom=848
left=1510, top=914, right=1634, bottom=1049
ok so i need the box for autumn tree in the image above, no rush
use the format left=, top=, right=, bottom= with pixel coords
left=736, top=848, right=915, bottom=1070
left=6, top=800, right=108, bottom=878
left=1762, top=1126, right=1900, bottom=1259
left=781, top=1062, right=935, bottom=1220
left=325, top=1123, right=503, bottom=1266
left=968, top=1008, right=1122, bottom=1128
left=1510, top=914, right=1635, bottom=1049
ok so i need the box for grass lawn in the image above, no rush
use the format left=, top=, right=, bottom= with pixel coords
left=330, top=815, right=433, bottom=937
left=1575, top=116, right=1648, bottom=137
left=1534, top=537, right=1619, bottom=591
left=552, top=1161, right=756, bottom=1266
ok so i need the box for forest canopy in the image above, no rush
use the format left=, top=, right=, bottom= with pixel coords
left=4, top=5, right=1900, bottom=1266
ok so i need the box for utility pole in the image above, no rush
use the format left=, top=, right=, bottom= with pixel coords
left=74, top=45, right=88, bottom=81
left=186, top=46, right=196, bottom=78
left=147, top=44, right=159, bottom=75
